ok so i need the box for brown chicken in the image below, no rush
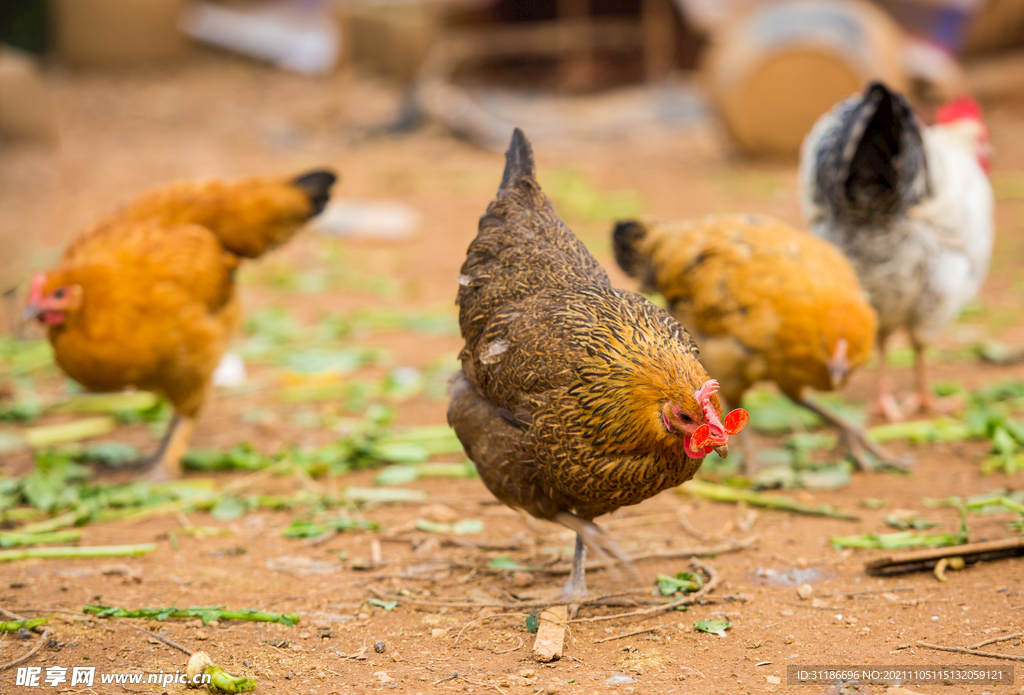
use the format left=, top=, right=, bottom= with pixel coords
left=614, top=214, right=907, bottom=471
left=448, top=130, right=748, bottom=599
left=24, top=170, right=337, bottom=477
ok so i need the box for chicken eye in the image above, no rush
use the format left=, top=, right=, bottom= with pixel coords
left=679, top=413, right=693, bottom=423
left=53, top=288, right=65, bottom=299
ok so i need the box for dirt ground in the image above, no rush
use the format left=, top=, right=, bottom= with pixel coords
left=2, top=49, right=1024, bottom=695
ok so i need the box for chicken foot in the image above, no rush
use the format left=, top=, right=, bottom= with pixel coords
left=138, top=415, right=195, bottom=480
left=553, top=512, right=636, bottom=601
left=797, top=395, right=913, bottom=471
left=874, top=337, right=906, bottom=423
left=899, top=342, right=962, bottom=417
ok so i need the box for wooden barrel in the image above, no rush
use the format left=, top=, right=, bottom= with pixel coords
left=704, top=0, right=908, bottom=157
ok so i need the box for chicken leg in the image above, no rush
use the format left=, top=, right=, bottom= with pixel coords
left=563, top=534, right=588, bottom=601
left=874, top=337, right=906, bottom=423
left=553, top=511, right=636, bottom=601
left=900, top=341, right=962, bottom=417
left=141, top=415, right=195, bottom=481
left=797, top=395, right=913, bottom=471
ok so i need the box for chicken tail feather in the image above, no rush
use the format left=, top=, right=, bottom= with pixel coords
left=611, top=219, right=649, bottom=279
left=498, top=127, right=536, bottom=195
left=833, top=81, right=928, bottom=220
left=291, top=170, right=337, bottom=217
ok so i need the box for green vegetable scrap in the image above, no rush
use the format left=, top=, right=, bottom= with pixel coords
left=414, top=519, right=483, bottom=535
left=526, top=611, right=541, bottom=634
left=0, top=530, right=81, bottom=548
left=84, top=605, right=299, bottom=627
left=282, top=517, right=379, bottom=539
left=367, top=599, right=397, bottom=611
left=345, top=487, right=428, bottom=503
left=488, top=557, right=533, bottom=572
left=679, top=480, right=859, bottom=520
left=694, top=619, right=732, bottom=637
left=0, top=618, right=47, bottom=631
left=0, top=544, right=156, bottom=562
left=830, top=531, right=963, bottom=550
left=656, top=571, right=704, bottom=597
left=188, top=651, right=256, bottom=694
left=885, top=513, right=941, bottom=530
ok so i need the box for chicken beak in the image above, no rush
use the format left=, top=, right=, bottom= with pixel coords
left=22, top=303, right=42, bottom=322
left=713, top=444, right=729, bottom=459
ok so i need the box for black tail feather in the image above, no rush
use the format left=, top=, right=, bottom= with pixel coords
left=292, top=169, right=338, bottom=217
left=839, top=82, right=927, bottom=219
left=498, top=128, right=536, bottom=195
left=611, top=219, right=648, bottom=279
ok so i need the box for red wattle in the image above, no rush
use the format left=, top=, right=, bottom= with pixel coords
left=690, top=424, right=711, bottom=450
left=724, top=408, right=749, bottom=435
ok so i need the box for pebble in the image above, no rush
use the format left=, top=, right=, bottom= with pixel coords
left=518, top=669, right=536, bottom=679
left=431, top=628, right=447, bottom=638
left=766, top=675, right=781, bottom=684
left=797, top=584, right=814, bottom=600
left=544, top=686, right=559, bottom=695
left=512, top=571, right=534, bottom=587
left=374, top=671, right=394, bottom=683
left=375, top=641, right=387, bottom=654
left=194, top=631, right=209, bottom=641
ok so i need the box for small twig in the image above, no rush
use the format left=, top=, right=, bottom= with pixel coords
left=679, top=665, right=705, bottom=679
left=817, top=586, right=914, bottom=598
left=565, top=561, right=719, bottom=625
left=916, top=640, right=1024, bottom=661
left=493, top=635, right=524, bottom=654
left=594, top=622, right=670, bottom=644
left=387, top=587, right=653, bottom=610
left=434, top=672, right=458, bottom=685
left=676, top=511, right=723, bottom=543
left=967, top=632, right=1023, bottom=650
left=454, top=614, right=528, bottom=645
left=0, top=628, right=53, bottom=671
left=123, top=622, right=192, bottom=655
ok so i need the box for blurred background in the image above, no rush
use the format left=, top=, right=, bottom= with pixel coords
left=1, top=0, right=1024, bottom=457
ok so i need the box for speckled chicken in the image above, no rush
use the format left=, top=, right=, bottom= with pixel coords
left=799, top=82, right=993, bottom=421
left=24, top=170, right=337, bottom=478
left=614, top=214, right=906, bottom=471
left=448, top=129, right=748, bottom=599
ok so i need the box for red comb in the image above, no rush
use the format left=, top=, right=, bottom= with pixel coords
left=723, top=409, right=749, bottom=435
left=690, top=424, right=711, bottom=450
left=27, top=273, right=46, bottom=304
left=936, top=95, right=983, bottom=125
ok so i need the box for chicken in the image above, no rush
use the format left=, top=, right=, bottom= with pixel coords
left=799, top=82, right=994, bottom=421
left=613, top=214, right=906, bottom=471
left=447, top=129, right=749, bottom=600
left=23, top=170, right=337, bottom=477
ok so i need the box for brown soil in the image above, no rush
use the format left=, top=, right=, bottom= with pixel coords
left=2, top=50, right=1024, bottom=694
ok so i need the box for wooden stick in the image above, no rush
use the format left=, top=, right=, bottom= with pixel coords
left=866, top=537, right=1024, bottom=575
left=916, top=640, right=1024, bottom=661
left=123, top=622, right=192, bottom=655
left=817, top=586, right=915, bottom=598
left=532, top=606, right=567, bottom=663
left=594, top=623, right=670, bottom=644
left=967, top=633, right=1024, bottom=650
left=0, top=628, right=52, bottom=671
